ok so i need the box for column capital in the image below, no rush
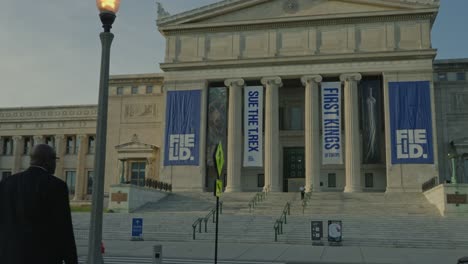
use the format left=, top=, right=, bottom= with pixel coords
left=301, top=75, right=323, bottom=86
left=77, top=134, right=88, bottom=140
left=224, top=78, right=245, bottom=88
left=340, top=73, right=362, bottom=82
left=55, top=134, right=66, bottom=140
left=12, top=135, right=23, bottom=142
left=261, top=76, right=282, bottom=87
left=33, top=135, right=44, bottom=142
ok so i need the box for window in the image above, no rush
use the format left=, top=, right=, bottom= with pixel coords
left=281, top=106, right=304, bottom=131
left=23, top=136, right=33, bottom=155
left=65, top=171, right=76, bottom=195
left=45, top=136, right=55, bottom=149
left=146, top=86, right=153, bottom=94
left=130, top=162, right=146, bottom=187
left=87, top=171, right=94, bottom=195
left=290, top=107, right=303, bottom=130
left=131, top=86, right=139, bottom=95
left=88, top=136, right=95, bottom=154
left=0, top=171, right=12, bottom=182
left=66, top=136, right=75, bottom=154
left=438, top=73, right=447, bottom=81
left=457, top=72, right=466, bottom=81
left=117, top=87, right=124, bottom=95
left=328, top=173, right=336, bottom=188
left=2, top=137, right=13, bottom=155
left=365, top=173, right=374, bottom=188
left=257, top=173, right=265, bottom=188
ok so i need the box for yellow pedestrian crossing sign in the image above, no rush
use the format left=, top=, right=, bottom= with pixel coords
left=216, top=180, right=223, bottom=197
left=215, top=142, right=224, bottom=178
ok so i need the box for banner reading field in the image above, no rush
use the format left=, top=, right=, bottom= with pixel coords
left=389, top=81, right=434, bottom=164
left=243, top=86, right=263, bottom=167
left=164, top=90, right=201, bottom=166
left=321, top=82, right=343, bottom=165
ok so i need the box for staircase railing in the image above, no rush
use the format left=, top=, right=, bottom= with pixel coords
left=273, top=202, right=291, bottom=242
left=192, top=201, right=223, bottom=240
left=301, top=192, right=312, bottom=214
left=248, top=191, right=267, bottom=212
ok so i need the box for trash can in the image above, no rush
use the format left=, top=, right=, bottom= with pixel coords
left=458, top=257, right=468, bottom=264
left=153, top=245, right=162, bottom=264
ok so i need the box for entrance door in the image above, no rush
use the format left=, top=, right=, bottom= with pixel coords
left=283, top=147, right=305, bottom=192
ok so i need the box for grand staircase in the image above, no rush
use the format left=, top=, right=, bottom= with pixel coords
left=72, top=191, right=468, bottom=249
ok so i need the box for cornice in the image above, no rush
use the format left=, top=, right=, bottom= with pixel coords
left=109, top=75, right=164, bottom=86
left=161, top=49, right=437, bottom=72
left=160, top=9, right=436, bottom=36
left=0, top=106, right=97, bottom=122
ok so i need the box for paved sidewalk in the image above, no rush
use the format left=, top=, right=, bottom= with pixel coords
left=77, top=240, right=467, bottom=264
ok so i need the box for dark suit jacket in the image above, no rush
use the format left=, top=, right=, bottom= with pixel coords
left=0, top=166, right=78, bottom=264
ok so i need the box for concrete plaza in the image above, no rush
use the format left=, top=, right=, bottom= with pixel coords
left=77, top=240, right=467, bottom=264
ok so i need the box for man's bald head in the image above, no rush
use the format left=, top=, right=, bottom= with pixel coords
left=30, top=144, right=57, bottom=174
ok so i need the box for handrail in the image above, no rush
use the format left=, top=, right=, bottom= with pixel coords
left=192, top=201, right=223, bottom=240
left=301, top=192, right=312, bottom=214
left=248, top=192, right=267, bottom=212
left=192, top=218, right=203, bottom=240
left=273, top=202, right=290, bottom=242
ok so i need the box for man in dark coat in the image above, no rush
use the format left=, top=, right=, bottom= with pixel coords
left=0, top=144, right=78, bottom=264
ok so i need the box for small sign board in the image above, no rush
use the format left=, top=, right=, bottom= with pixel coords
left=214, top=142, right=224, bottom=178
left=111, top=191, right=128, bottom=204
left=447, top=194, right=467, bottom=204
left=216, top=180, right=223, bottom=197
left=328, top=220, right=342, bottom=243
left=311, top=221, right=323, bottom=241
left=131, top=218, right=144, bottom=241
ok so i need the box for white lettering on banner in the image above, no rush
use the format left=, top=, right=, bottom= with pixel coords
left=396, top=129, right=428, bottom=159
left=168, top=134, right=195, bottom=161
left=322, top=82, right=343, bottom=165
left=244, top=86, right=263, bottom=167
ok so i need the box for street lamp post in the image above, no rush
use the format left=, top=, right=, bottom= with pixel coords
left=88, top=1, right=120, bottom=263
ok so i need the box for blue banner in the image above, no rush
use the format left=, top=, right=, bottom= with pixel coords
left=389, top=81, right=434, bottom=164
left=164, top=90, right=201, bottom=166
left=131, top=218, right=143, bottom=239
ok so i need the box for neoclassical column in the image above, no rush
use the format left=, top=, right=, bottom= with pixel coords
left=74, top=134, right=88, bottom=200
left=55, top=135, right=66, bottom=180
left=261, top=77, right=282, bottom=192
left=0, top=136, right=4, bottom=157
left=224, top=78, right=245, bottom=192
left=340, top=73, right=362, bottom=193
left=302, top=75, right=323, bottom=192
left=12, top=136, right=23, bottom=174
left=33, top=135, right=45, bottom=145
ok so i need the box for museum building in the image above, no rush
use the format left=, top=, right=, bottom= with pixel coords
left=1, top=0, right=468, bottom=200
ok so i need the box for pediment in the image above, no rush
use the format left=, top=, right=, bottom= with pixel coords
left=158, top=0, right=439, bottom=28
left=115, top=134, right=158, bottom=153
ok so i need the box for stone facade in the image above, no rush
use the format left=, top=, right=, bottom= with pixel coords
left=0, top=105, right=97, bottom=200
left=434, top=59, right=468, bottom=184
left=4, top=0, right=468, bottom=197
left=158, top=0, right=440, bottom=193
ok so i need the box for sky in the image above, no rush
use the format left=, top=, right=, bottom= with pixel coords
left=0, top=0, right=466, bottom=108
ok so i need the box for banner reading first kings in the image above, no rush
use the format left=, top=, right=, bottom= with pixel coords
left=321, top=82, right=343, bottom=165
left=243, top=86, right=263, bottom=167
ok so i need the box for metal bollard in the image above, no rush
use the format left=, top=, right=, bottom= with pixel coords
left=153, top=245, right=162, bottom=264
left=198, top=218, right=202, bottom=233
left=204, top=218, right=208, bottom=232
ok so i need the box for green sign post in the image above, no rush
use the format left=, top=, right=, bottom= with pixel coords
left=213, top=142, right=224, bottom=264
